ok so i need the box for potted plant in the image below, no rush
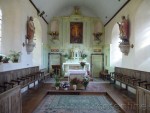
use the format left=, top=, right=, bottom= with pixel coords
left=63, top=54, right=68, bottom=59
left=70, top=77, right=80, bottom=90
left=82, top=77, right=89, bottom=89
left=55, top=82, right=60, bottom=90
left=0, top=56, right=3, bottom=64
left=61, top=82, right=69, bottom=90
left=2, top=57, right=10, bottom=63
left=81, top=54, right=87, bottom=59
left=54, top=75, right=60, bottom=90
left=9, top=50, right=21, bottom=63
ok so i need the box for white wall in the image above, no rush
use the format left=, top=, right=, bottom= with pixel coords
left=105, top=0, right=150, bottom=72
left=0, top=0, right=48, bottom=71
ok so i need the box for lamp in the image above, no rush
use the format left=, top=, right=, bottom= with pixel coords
left=49, top=19, right=59, bottom=40
left=49, top=31, right=59, bottom=39
left=93, top=32, right=102, bottom=41
left=93, top=21, right=102, bottom=42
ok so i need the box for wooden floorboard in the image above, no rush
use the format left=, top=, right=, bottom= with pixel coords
left=22, top=81, right=136, bottom=113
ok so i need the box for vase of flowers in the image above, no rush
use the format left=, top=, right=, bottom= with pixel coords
left=82, top=77, right=89, bottom=90
left=80, top=62, right=86, bottom=69
left=72, top=84, right=77, bottom=90
left=70, top=77, right=80, bottom=90
left=0, top=56, right=3, bottom=64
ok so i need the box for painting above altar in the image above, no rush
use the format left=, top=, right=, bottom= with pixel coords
left=70, top=22, right=83, bottom=43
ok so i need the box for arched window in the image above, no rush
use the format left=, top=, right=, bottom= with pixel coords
left=0, top=9, right=2, bottom=53
left=110, top=23, right=122, bottom=67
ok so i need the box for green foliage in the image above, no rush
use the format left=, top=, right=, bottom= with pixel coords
left=63, top=53, right=71, bottom=59
left=8, top=50, right=21, bottom=62
left=0, top=56, right=3, bottom=62
left=63, top=54, right=68, bottom=58
left=81, top=54, right=87, bottom=59
left=2, top=57, right=10, bottom=63
left=82, top=77, right=89, bottom=89
left=55, top=82, right=60, bottom=87
left=54, top=75, right=60, bottom=87
left=54, top=75, right=60, bottom=82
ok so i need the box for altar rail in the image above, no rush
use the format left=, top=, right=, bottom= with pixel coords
left=0, top=66, right=43, bottom=93
left=137, top=86, right=150, bottom=113
left=0, top=86, right=22, bottom=113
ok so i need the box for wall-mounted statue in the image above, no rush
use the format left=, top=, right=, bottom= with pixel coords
left=25, top=16, right=36, bottom=54
left=117, top=16, right=130, bottom=55
left=117, top=16, right=129, bottom=42
left=27, top=16, right=35, bottom=40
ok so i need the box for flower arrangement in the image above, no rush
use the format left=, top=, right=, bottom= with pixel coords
left=61, top=82, right=70, bottom=89
left=70, top=77, right=80, bottom=85
left=0, top=56, right=3, bottom=62
left=80, top=62, right=86, bottom=68
left=82, top=77, right=89, bottom=89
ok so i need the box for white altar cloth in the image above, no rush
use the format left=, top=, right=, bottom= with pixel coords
left=68, top=69, right=87, bottom=76
left=62, top=62, right=90, bottom=71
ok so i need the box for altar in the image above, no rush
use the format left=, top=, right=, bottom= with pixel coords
left=62, top=47, right=90, bottom=77
left=62, top=62, right=90, bottom=77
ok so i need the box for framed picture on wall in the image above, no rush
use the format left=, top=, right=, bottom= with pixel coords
left=70, top=22, right=83, bottom=43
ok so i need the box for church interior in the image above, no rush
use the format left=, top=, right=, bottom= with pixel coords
left=0, top=0, right=150, bottom=113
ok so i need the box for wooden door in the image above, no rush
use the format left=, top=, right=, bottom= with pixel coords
left=91, top=54, right=104, bottom=78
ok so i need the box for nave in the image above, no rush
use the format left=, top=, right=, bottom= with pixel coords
left=22, top=80, right=136, bottom=113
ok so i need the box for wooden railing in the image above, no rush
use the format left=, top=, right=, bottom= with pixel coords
left=137, top=86, right=150, bottom=113
left=0, top=85, right=22, bottom=113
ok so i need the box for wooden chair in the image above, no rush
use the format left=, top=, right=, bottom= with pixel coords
left=99, top=69, right=109, bottom=80
left=52, top=65, right=61, bottom=77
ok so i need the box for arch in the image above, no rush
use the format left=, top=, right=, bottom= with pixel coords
left=134, top=0, right=150, bottom=71
left=32, top=18, right=42, bottom=68
left=110, top=23, right=122, bottom=67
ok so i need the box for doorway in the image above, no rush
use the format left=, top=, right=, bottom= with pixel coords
left=48, top=53, right=62, bottom=76
left=91, top=54, right=104, bottom=78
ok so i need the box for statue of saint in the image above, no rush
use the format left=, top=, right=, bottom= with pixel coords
left=117, top=16, right=129, bottom=41
left=26, top=16, right=35, bottom=40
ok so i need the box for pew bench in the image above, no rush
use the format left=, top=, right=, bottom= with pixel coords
left=0, top=66, right=43, bottom=94
left=110, top=67, right=150, bottom=92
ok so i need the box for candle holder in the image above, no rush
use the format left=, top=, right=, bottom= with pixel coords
left=49, top=31, right=59, bottom=40
left=93, top=32, right=102, bottom=41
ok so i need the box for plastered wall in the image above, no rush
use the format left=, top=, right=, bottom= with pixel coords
left=105, top=0, right=150, bottom=72
left=0, top=0, right=48, bottom=71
